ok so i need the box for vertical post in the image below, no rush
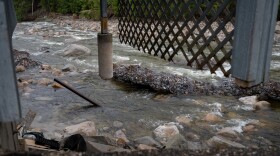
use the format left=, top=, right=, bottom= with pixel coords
left=232, top=0, right=279, bottom=87
left=0, top=0, right=20, bottom=152
left=98, top=0, right=113, bottom=79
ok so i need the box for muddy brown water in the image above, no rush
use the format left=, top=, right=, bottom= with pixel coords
left=13, top=22, right=280, bottom=148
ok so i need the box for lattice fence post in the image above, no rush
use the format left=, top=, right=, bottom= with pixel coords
left=0, top=0, right=21, bottom=151
left=232, top=0, right=279, bottom=87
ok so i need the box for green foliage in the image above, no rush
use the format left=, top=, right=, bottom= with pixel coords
left=39, top=0, right=117, bottom=18
left=13, top=0, right=31, bottom=21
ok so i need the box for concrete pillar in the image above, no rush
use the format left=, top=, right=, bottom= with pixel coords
left=98, top=33, right=113, bottom=79
left=98, top=0, right=113, bottom=80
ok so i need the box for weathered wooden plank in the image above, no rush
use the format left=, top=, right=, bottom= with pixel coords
left=0, top=122, right=19, bottom=151
left=0, top=0, right=21, bottom=122
left=232, top=0, right=279, bottom=87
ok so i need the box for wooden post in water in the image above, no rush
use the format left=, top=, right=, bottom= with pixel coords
left=232, top=0, right=279, bottom=87
left=0, top=0, right=21, bottom=152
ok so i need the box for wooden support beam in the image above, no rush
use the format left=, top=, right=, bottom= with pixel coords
left=0, top=122, right=19, bottom=151
left=232, top=0, right=279, bottom=87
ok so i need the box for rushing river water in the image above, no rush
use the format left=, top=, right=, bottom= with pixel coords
left=12, top=21, right=280, bottom=148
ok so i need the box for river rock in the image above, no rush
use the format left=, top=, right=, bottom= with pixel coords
left=113, top=121, right=124, bottom=128
left=165, top=134, right=187, bottom=149
left=62, top=64, right=77, bottom=72
left=185, top=132, right=200, bottom=141
left=41, top=64, right=52, bottom=70
left=16, top=65, right=26, bottom=73
left=217, top=127, right=238, bottom=138
left=137, top=144, right=157, bottom=150
left=242, top=125, right=255, bottom=132
left=204, top=113, right=222, bottom=122
left=38, top=78, right=52, bottom=86
left=175, top=115, right=192, bottom=126
left=62, top=44, right=91, bottom=57
left=153, top=123, right=180, bottom=143
left=52, top=68, right=63, bottom=77
left=187, top=141, right=208, bottom=151
left=64, top=121, right=97, bottom=136
left=134, top=136, right=161, bottom=148
left=239, top=96, right=258, bottom=105
left=207, top=136, right=245, bottom=148
left=115, top=130, right=129, bottom=143
left=254, top=101, right=271, bottom=110
left=52, top=82, right=63, bottom=89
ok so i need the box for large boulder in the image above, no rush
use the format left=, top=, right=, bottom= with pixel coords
left=64, top=121, right=97, bottom=137
left=207, top=136, right=245, bottom=148
left=239, top=96, right=258, bottom=105
left=153, top=123, right=180, bottom=143
left=134, top=136, right=161, bottom=148
left=61, top=44, right=91, bottom=57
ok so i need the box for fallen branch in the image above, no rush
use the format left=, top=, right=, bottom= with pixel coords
left=54, top=78, right=101, bottom=107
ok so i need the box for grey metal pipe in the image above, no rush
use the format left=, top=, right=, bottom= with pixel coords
left=100, top=0, right=108, bottom=34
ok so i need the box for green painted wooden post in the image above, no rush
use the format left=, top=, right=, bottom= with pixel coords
left=232, top=0, right=279, bottom=87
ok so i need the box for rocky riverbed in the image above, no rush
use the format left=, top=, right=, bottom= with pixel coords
left=11, top=16, right=280, bottom=154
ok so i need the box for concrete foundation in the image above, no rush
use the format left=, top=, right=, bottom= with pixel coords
left=98, top=33, right=113, bottom=79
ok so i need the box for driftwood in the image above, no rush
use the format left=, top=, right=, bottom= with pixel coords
left=113, top=65, right=280, bottom=101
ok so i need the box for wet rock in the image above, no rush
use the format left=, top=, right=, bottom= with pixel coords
left=62, top=44, right=91, bottom=57
left=113, top=121, right=124, bottom=128
left=239, top=96, right=258, bottom=105
left=27, top=79, right=37, bottom=85
left=115, top=130, right=129, bottom=143
left=247, top=119, right=264, bottom=127
left=62, top=64, right=77, bottom=72
left=187, top=141, right=208, bottom=151
left=185, top=132, right=200, bottom=141
left=18, top=81, right=29, bottom=88
left=165, top=134, right=187, bottom=149
left=52, top=68, right=63, bottom=77
left=175, top=115, right=192, bottom=126
left=38, top=78, right=52, bottom=86
left=134, top=136, right=161, bottom=148
left=152, top=94, right=170, bottom=101
left=207, top=136, right=245, bottom=148
left=52, top=82, right=63, bottom=89
left=23, top=87, right=34, bottom=93
left=13, top=49, right=41, bottom=68
left=137, top=144, right=157, bottom=150
left=41, top=64, right=52, bottom=70
left=16, top=65, right=26, bottom=73
left=64, top=121, right=97, bottom=137
left=227, top=112, right=241, bottom=119
left=153, top=123, right=180, bottom=143
left=204, top=113, right=222, bottom=122
left=217, top=127, right=238, bottom=138
left=243, top=125, right=255, bottom=133
left=254, top=101, right=271, bottom=110
left=102, top=127, right=110, bottom=131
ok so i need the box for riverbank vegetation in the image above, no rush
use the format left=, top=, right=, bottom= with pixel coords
left=13, top=0, right=280, bottom=22
left=13, top=0, right=118, bottom=21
